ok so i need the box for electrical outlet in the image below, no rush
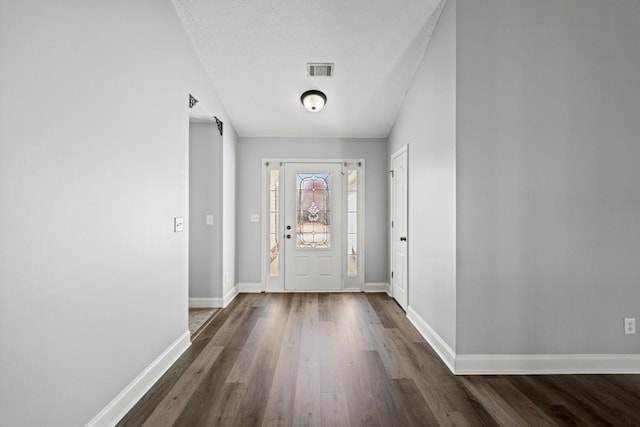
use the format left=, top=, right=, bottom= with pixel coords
left=174, top=217, right=184, bottom=232
left=206, top=214, right=214, bottom=225
left=624, top=318, right=636, bottom=335
left=250, top=214, right=260, bottom=223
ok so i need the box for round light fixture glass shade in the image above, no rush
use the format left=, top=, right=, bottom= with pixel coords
left=301, top=90, right=327, bottom=112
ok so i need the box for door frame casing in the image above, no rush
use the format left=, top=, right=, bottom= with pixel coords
left=261, top=158, right=365, bottom=292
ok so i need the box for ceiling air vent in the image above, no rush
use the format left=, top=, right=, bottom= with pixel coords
left=307, top=63, right=334, bottom=77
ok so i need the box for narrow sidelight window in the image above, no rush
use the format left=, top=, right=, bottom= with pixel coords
left=347, top=169, right=358, bottom=276
left=269, top=170, right=280, bottom=276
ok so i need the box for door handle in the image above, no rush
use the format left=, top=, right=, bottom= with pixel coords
left=286, top=234, right=292, bottom=239
left=400, top=236, right=407, bottom=242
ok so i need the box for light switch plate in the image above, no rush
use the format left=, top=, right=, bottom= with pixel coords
left=206, top=214, right=214, bottom=225
left=174, top=217, right=184, bottom=232
left=250, top=214, right=260, bottom=223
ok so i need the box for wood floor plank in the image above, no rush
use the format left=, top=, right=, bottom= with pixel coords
left=118, top=294, right=259, bottom=426
left=461, top=376, right=559, bottom=427
left=318, top=321, right=344, bottom=393
left=386, top=328, right=497, bottom=426
left=171, top=348, right=242, bottom=426
left=141, top=343, right=224, bottom=427
left=339, top=350, right=381, bottom=426
left=299, top=293, right=320, bottom=368
left=354, top=294, right=409, bottom=379
left=581, top=374, right=640, bottom=418
left=171, top=298, right=267, bottom=426
left=338, top=294, right=375, bottom=351
left=282, top=293, right=305, bottom=347
left=318, top=292, right=332, bottom=322
left=368, top=294, right=424, bottom=343
left=292, top=367, right=322, bottom=427
left=508, top=375, right=597, bottom=426
left=606, top=374, right=640, bottom=397
left=561, top=374, right=640, bottom=425
left=121, top=294, right=640, bottom=427
left=320, top=392, right=351, bottom=427
left=262, top=346, right=300, bottom=427
left=198, top=381, right=244, bottom=426
left=346, top=295, right=377, bottom=351
left=387, top=378, right=440, bottom=426
left=225, top=317, right=270, bottom=383
left=230, top=294, right=293, bottom=425
left=364, top=293, right=398, bottom=329
left=363, top=349, right=411, bottom=426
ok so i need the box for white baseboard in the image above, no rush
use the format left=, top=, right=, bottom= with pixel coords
left=190, top=285, right=239, bottom=308
left=189, top=297, right=223, bottom=308
left=405, top=306, right=640, bottom=375
left=406, top=306, right=456, bottom=373
left=364, top=282, right=389, bottom=293
left=222, top=284, right=239, bottom=308
left=456, top=354, right=640, bottom=375
left=86, top=331, right=191, bottom=427
left=238, top=282, right=263, bottom=293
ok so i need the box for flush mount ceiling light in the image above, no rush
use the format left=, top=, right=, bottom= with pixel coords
left=301, top=90, right=327, bottom=112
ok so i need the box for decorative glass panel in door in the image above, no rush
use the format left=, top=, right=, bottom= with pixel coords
left=296, top=173, right=331, bottom=248
left=284, top=163, right=343, bottom=290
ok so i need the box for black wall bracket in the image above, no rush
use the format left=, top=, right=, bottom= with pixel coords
left=188, top=94, right=198, bottom=109
left=214, top=116, right=223, bottom=136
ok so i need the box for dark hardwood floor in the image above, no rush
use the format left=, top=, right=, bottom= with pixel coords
left=119, top=293, right=640, bottom=426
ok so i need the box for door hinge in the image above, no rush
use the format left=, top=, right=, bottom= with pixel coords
left=391, top=221, right=394, bottom=228
left=389, top=170, right=394, bottom=178
left=391, top=271, right=394, bottom=279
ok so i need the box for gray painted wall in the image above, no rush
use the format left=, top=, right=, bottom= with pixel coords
left=0, top=1, right=236, bottom=425
left=456, top=0, right=640, bottom=354
left=387, top=0, right=456, bottom=350
left=237, top=137, right=388, bottom=284
left=189, top=122, right=223, bottom=299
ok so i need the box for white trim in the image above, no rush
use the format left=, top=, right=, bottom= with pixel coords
left=406, top=306, right=456, bottom=373
left=386, top=283, right=392, bottom=296
left=389, top=145, right=409, bottom=309
left=455, top=354, right=640, bottom=375
left=86, top=331, right=191, bottom=427
left=265, top=283, right=285, bottom=293
left=262, top=288, right=371, bottom=293
left=189, top=297, right=223, bottom=308
left=405, top=305, right=640, bottom=375
left=238, top=282, right=263, bottom=293
left=222, top=284, right=239, bottom=307
left=189, top=286, right=238, bottom=308
left=364, top=282, right=389, bottom=293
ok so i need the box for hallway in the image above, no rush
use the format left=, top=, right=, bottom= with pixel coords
left=119, top=293, right=640, bottom=426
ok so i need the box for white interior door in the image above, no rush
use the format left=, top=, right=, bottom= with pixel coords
left=284, top=163, right=343, bottom=290
left=391, top=147, right=408, bottom=310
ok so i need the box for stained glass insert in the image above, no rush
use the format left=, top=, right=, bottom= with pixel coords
left=269, top=170, right=280, bottom=276
left=296, top=173, right=331, bottom=248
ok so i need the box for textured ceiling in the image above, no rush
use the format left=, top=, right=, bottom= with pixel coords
left=173, top=0, right=444, bottom=138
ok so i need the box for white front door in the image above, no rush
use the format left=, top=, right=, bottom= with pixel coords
left=284, top=162, right=343, bottom=290
left=391, top=147, right=408, bottom=310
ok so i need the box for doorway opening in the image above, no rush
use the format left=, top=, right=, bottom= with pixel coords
left=188, top=119, right=223, bottom=338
